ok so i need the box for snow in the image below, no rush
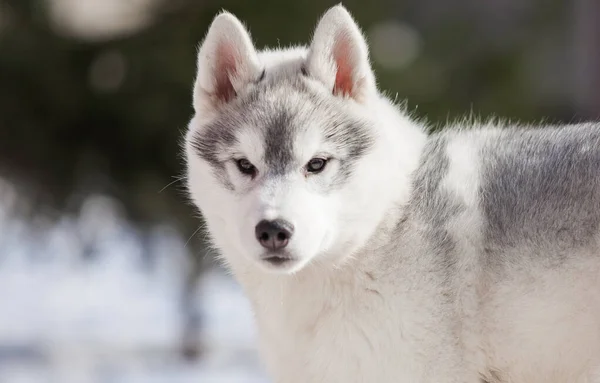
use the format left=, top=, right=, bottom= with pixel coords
left=0, top=188, right=268, bottom=383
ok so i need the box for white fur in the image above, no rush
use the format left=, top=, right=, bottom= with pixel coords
left=185, top=5, right=600, bottom=383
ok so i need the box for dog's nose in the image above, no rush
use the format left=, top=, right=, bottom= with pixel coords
left=255, top=219, right=294, bottom=251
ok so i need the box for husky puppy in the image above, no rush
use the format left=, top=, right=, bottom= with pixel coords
left=184, top=5, right=600, bottom=382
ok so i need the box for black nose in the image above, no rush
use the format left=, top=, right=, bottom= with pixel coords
left=255, top=219, right=294, bottom=251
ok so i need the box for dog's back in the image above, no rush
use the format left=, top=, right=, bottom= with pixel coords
left=481, top=124, right=600, bottom=255
left=407, top=123, right=600, bottom=382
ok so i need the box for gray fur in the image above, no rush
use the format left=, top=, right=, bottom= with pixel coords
left=478, top=124, right=600, bottom=268
left=191, top=119, right=237, bottom=191
left=262, top=106, right=296, bottom=175
left=407, top=134, right=465, bottom=272
left=191, top=72, right=375, bottom=191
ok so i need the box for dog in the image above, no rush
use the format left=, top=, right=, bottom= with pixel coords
left=184, top=5, right=600, bottom=382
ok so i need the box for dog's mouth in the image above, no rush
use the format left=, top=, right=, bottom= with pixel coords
left=260, top=252, right=296, bottom=268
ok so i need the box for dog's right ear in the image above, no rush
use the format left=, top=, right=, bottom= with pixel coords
left=193, top=12, right=261, bottom=114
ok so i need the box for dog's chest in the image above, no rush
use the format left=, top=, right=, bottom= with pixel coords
left=248, top=272, right=420, bottom=382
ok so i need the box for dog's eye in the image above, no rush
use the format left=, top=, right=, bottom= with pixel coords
left=306, top=158, right=328, bottom=174
left=236, top=158, right=257, bottom=176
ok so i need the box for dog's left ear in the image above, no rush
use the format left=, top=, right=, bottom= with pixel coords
left=306, top=5, right=376, bottom=102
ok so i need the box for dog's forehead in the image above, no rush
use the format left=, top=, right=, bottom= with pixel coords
left=245, top=89, right=375, bottom=186
left=193, top=78, right=375, bottom=183
left=243, top=83, right=323, bottom=173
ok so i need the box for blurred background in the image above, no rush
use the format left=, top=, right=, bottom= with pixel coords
left=0, top=0, right=598, bottom=382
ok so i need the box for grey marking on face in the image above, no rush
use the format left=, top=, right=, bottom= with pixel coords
left=480, top=123, right=600, bottom=267
left=192, top=71, right=375, bottom=192
left=324, top=119, right=375, bottom=187
left=191, top=118, right=239, bottom=190
left=252, top=75, right=376, bottom=188
left=263, top=107, right=295, bottom=175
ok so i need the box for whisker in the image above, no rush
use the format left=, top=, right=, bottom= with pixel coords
left=159, top=176, right=186, bottom=193
left=185, top=226, right=203, bottom=248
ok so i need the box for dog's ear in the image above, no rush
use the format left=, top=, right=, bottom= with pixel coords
left=194, top=12, right=260, bottom=113
left=306, top=5, right=376, bottom=102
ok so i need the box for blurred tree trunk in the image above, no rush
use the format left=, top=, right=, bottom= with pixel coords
left=180, top=250, right=206, bottom=360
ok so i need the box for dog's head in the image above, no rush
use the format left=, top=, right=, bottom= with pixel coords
left=185, top=6, right=415, bottom=273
